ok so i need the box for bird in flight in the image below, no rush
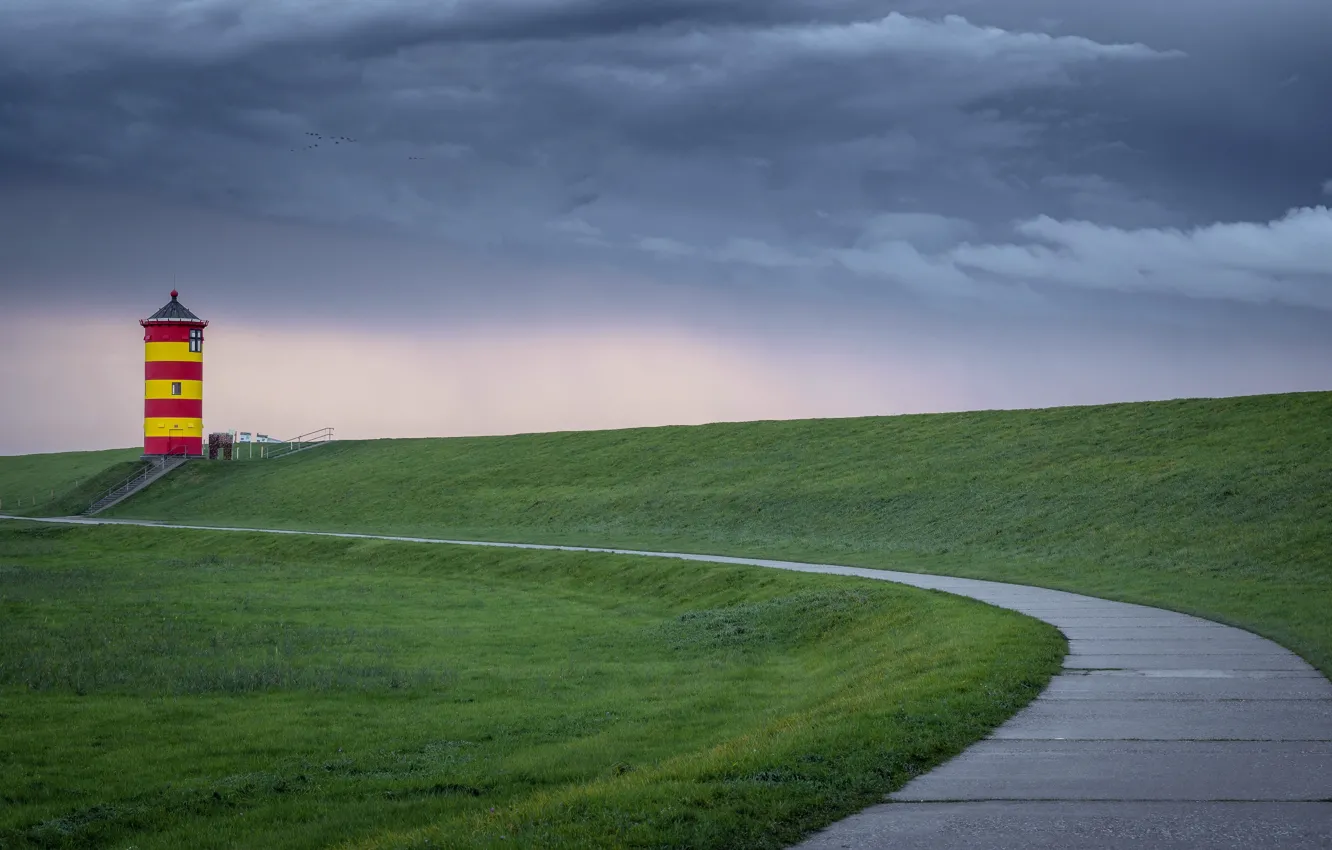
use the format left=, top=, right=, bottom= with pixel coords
left=287, top=133, right=439, bottom=161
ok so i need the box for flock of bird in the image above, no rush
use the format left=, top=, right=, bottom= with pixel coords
left=287, top=131, right=432, bottom=162
left=287, top=131, right=358, bottom=152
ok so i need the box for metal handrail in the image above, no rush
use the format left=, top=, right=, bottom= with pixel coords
left=86, top=447, right=189, bottom=510
left=264, top=427, right=335, bottom=460
left=90, top=462, right=158, bottom=506
left=283, top=427, right=335, bottom=444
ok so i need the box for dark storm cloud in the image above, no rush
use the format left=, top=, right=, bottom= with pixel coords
left=1, top=0, right=1330, bottom=310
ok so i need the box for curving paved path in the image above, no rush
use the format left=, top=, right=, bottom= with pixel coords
left=5, top=515, right=1331, bottom=848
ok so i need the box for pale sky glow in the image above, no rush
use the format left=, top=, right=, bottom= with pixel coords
left=2, top=307, right=1327, bottom=455
left=1, top=0, right=1330, bottom=454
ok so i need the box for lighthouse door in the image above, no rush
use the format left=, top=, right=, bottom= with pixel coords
left=168, top=427, right=184, bottom=455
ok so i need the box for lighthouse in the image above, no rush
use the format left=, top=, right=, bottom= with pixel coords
left=141, top=290, right=208, bottom=458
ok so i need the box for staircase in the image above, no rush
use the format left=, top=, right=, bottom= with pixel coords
left=84, top=453, right=190, bottom=516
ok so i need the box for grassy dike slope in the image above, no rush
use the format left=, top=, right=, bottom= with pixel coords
left=0, top=447, right=142, bottom=515
left=106, top=391, right=1332, bottom=674
left=0, top=522, right=1062, bottom=849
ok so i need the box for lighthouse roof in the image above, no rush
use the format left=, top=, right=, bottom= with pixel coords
left=142, top=290, right=207, bottom=325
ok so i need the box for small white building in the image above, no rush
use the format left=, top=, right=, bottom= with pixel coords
left=232, top=431, right=283, bottom=444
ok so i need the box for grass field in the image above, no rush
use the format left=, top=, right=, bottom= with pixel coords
left=0, top=521, right=1062, bottom=849
left=0, top=440, right=313, bottom=519
left=0, top=448, right=142, bottom=516
left=82, top=390, right=1332, bottom=677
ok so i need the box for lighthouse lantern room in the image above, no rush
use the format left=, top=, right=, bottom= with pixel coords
left=141, top=290, right=208, bottom=458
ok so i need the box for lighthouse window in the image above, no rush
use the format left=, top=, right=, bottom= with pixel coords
left=189, top=328, right=203, bottom=353
left=171, top=382, right=182, bottom=396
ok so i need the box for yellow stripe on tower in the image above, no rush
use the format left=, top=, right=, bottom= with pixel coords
left=145, top=379, right=203, bottom=400
left=143, top=418, right=204, bottom=437
left=145, top=342, right=203, bottom=363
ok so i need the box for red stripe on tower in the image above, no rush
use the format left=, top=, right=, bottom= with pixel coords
left=143, top=324, right=197, bottom=343
left=144, top=399, right=204, bottom=418
left=144, top=436, right=191, bottom=455
left=145, top=361, right=204, bottom=381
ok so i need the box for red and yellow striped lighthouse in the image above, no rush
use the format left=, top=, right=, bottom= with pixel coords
left=140, top=290, right=208, bottom=457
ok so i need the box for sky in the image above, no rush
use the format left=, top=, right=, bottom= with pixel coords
left=1, top=0, right=1330, bottom=454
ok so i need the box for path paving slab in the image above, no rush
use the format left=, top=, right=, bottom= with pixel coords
left=890, top=741, right=1332, bottom=801
left=1058, top=627, right=1228, bottom=638
left=793, top=802, right=1332, bottom=849
left=1067, top=638, right=1291, bottom=654
left=1037, top=615, right=1223, bottom=626
left=1061, top=624, right=1246, bottom=634
left=1065, top=653, right=1318, bottom=670
left=1041, top=671, right=1332, bottom=700
left=991, top=698, right=1332, bottom=740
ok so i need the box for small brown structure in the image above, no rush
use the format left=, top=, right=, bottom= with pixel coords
left=207, top=432, right=234, bottom=460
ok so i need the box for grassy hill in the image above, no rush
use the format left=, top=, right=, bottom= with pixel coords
left=0, top=447, right=142, bottom=516
left=0, top=522, right=1061, bottom=848
left=4, top=391, right=1328, bottom=844
left=13, top=391, right=1331, bottom=673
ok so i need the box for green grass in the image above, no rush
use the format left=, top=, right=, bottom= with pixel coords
left=0, top=440, right=302, bottom=517
left=94, top=391, right=1332, bottom=676
left=0, top=448, right=142, bottom=515
left=0, top=521, right=1063, bottom=849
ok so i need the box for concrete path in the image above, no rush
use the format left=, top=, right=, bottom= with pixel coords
left=5, top=515, right=1331, bottom=848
